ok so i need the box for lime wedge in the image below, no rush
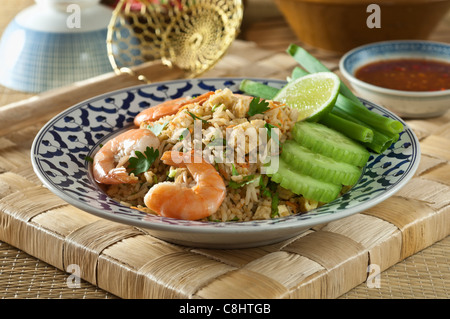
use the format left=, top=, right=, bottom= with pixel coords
left=274, top=72, right=340, bottom=122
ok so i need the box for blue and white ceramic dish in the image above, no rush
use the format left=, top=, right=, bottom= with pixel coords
left=0, top=0, right=113, bottom=93
left=340, top=40, right=450, bottom=119
left=31, top=78, right=421, bottom=249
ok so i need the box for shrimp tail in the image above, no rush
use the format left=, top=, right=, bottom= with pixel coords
left=94, top=167, right=139, bottom=184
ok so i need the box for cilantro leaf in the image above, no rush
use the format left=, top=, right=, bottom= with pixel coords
left=247, top=97, right=270, bottom=117
left=128, top=146, right=159, bottom=175
left=186, top=110, right=208, bottom=124
left=264, top=122, right=279, bottom=144
left=264, top=123, right=276, bottom=139
left=84, top=155, right=94, bottom=162
left=259, top=175, right=272, bottom=198
left=231, top=163, right=239, bottom=176
left=148, top=121, right=168, bottom=136
left=259, top=175, right=279, bottom=218
left=228, top=174, right=257, bottom=189
left=178, top=128, right=190, bottom=141
left=270, top=192, right=279, bottom=218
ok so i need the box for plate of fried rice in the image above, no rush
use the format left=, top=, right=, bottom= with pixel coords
left=31, top=78, right=420, bottom=248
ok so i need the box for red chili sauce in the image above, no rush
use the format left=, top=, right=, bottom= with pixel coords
left=355, top=59, right=450, bottom=92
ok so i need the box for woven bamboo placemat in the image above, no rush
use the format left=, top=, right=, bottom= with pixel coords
left=1, top=0, right=449, bottom=299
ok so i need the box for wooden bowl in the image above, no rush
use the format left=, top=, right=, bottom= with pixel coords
left=274, top=0, right=450, bottom=53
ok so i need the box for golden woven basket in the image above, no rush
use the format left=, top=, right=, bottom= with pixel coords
left=106, top=0, right=244, bottom=81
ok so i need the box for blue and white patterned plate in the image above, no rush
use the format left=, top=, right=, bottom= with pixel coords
left=31, top=78, right=421, bottom=248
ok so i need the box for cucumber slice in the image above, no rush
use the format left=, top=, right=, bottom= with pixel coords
left=239, top=79, right=279, bottom=100
left=266, top=158, right=341, bottom=203
left=281, top=140, right=362, bottom=186
left=292, top=121, right=370, bottom=167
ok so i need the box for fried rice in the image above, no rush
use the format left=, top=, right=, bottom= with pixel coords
left=105, top=88, right=322, bottom=221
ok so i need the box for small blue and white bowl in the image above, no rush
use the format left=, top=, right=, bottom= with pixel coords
left=340, top=40, right=450, bottom=119
left=0, top=0, right=114, bottom=93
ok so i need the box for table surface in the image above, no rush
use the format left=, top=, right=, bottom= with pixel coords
left=0, top=0, right=449, bottom=299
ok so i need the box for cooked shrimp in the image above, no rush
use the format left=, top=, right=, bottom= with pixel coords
left=144, top=151, right=226, bottom=220
left=134, top=91, right=214, bottom=127
left=93, top=128, right=160, bottom=184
